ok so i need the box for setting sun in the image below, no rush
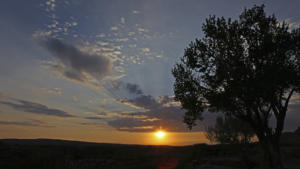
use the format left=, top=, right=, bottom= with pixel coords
left=156, top=131, right=166, bottom=139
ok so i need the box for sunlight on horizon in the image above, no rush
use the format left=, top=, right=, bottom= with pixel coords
left=155, top=130, right=166, bottom=139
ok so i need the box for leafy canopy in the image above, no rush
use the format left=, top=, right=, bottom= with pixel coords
left=172, top=5, right=300, bottom=129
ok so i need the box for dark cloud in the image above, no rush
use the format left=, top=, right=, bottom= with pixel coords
left=79, top=122, right=105, bottom=126
left=0, top=120, right=54, bottom=127
left=108, top=118, right=155, bottom=132
left=0, top=99, right=74, bottom=117
left=105, top=81, right=145, bottom=98
left=85, top=116, right=103, bottom=120
left=125, top=83, right=143, bottom=95
left=109, top=94, right=216, bottom=132
left=97, top=112, right=107, bottom=115
left=39, top=38, right=112, bottom=86
left=119, top=95, right=160, bottom=110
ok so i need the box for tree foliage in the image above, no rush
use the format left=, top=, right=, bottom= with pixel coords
left=205, top=115, right=255, bottom=144
left=172, top=5, right=300, bottom=169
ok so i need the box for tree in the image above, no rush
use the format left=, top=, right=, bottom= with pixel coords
left=205, top=115, right=254, bottom=144
left=172, top=5, right=300, bottom=169
left=206, top=115, right=256, bottom=169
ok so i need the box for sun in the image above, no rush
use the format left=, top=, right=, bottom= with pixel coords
left=156, top=131, right=166, bottom=139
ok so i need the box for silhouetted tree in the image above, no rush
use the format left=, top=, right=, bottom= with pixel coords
left=206, top=115, right=256, bottom=169
left=172, top=5, right=300, bottom=169
left=205, top=115, right=254, bottom=144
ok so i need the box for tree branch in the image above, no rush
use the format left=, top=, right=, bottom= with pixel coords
left=283, top=88, right=295, bottom=112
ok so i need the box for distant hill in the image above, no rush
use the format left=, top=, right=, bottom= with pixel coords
left=281, top=126, right=300, bottom=145
left=294, top=126, right=300, bottom=135
left=0, top=138, right=159, bottom=147
left=1, top=138, right=115, bottom=146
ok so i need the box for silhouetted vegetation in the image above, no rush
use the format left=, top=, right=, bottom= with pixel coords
left=205, top=115, right=256, bottom=169
left=172, top=5, right=300, bottom=169
left=205, top=115, right=255, bottom=144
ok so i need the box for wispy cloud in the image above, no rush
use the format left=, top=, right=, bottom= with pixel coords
left=120, top=17, right=126, bottom=24
left=110, top=26, right=118, bottom=31
left=45, top=0, right=56, bottom=12
left=40, top=87, right=62, bottom=96
left=109, top=94, right=216, bottom=132
left=0, top=119, right=54, bottom=128
left=104, top=82, right=207, bottom=132
left=85, top=116, right=103, bottom=120
left=141, top=48, right=150, bottom=53
left=132, top=10, right=140, bottom=14
left=0, top=99, right=74, bottom=117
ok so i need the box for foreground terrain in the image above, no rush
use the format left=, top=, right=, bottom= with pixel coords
left=0, top=136, right=299, bottom=169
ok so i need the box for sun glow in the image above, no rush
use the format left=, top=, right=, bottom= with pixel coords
left=156, top=131, right=166, bottom=139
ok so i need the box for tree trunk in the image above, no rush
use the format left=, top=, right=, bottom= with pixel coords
left=260, top=136, right=284, bottom=169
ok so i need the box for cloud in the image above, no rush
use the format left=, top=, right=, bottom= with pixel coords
left=128, top=32, right=135, bottom=36
left=96, top=33, right=106, bottom=38
left=108, top=89, right=209, bottom=132
left=0, top=119, right=54, bottom=128
left=85, top=116, right=103, bottom=120
left=0, top=92, right=7, bottom=99
left=280, top=18, right=300, bottom=31
left=120, top=17, right=125, bottom=24
left=108, top=118, right=155, bottom=132
left=97, top=41, right=109, bottom=46
left=111, top=26, right=118, bottom=31
left=141, top=48, right=150, bottom=53
left=45, top=0, right=56, bottom=12
left=105, top=81, right=145, bottom=98
left=79, top=122, right=104, bottom=126
left=38, top=38, right=113, bottom=87
left=114, top=38, right=129, bottom=42
left=40, top=88, right=62, bottom=96
left=109, top=86, right=300, bottom=132
left=119, top=95, right=160, bottom=110
left=72, top=96, right=78, bottom=102
left=132, top=10, right=140, bottom=14
left=103, top=80, right=218, bottom=132
left=125, top=83, right=143, bottom=95
left=0, top=99, right=74, bottom=117
left=137, top=28, right=149, bottom=33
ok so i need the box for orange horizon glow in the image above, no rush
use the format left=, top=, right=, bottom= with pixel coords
left=0, top=124, right=210, bottom=146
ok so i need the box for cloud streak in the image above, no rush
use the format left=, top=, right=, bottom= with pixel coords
left=0, top=119, right=54, bottom=128
left=0, top=99, right=74, bottom=117
left=102, top=79, right=219, bottom=132
left=107, top=86, right=210, bottom=132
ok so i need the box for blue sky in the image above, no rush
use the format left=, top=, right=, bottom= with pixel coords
left=0, top=0, right=300, bottom=145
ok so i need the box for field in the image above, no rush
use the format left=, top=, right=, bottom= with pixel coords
left=0, top=137, right=299, bottom=169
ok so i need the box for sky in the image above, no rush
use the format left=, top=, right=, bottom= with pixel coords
left=0, top=0, right=300, bottom=146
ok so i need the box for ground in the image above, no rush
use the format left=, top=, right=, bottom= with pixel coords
left=0, top=138, right=299, bottom=169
